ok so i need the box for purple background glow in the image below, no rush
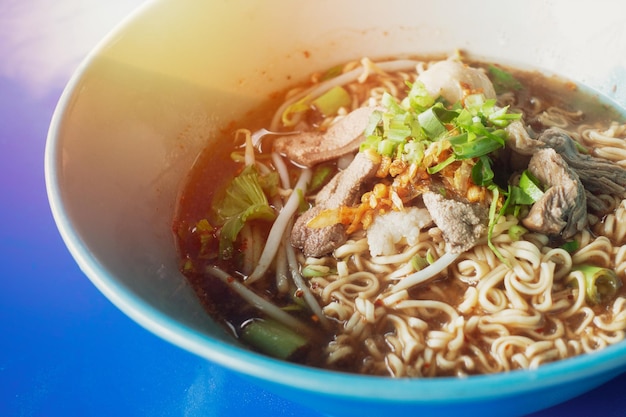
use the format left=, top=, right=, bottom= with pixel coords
left=0, top=1, right=624, bottom=416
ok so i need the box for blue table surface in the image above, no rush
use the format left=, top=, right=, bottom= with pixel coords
left=2, top=1, right=626, bottom=416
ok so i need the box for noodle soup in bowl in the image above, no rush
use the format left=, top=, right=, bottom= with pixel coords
left=45, top=0, right=626, bottom=416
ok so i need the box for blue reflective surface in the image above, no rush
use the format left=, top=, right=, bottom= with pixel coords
left=1, top=1, right=625, bottom=416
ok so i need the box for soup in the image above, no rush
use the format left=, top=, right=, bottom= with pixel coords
left=173, top=54, right=626, bottom=377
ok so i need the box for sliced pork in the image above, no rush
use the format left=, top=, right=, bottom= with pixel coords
left=273, top=106, right=375, bottom=167
left=291, top=152, right=380, bottom=257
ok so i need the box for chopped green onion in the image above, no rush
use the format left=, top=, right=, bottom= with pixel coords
left=487, top=186, right=510, bottom=265
left=411, top=255, right=429, bottom=271
left=508, top=224, right=528, bottom=241
left=196, top=218, right=214, bottom=232
left=418, top=105, right=457, bottom=140
left=488, top=105, right=522, bottom=127
left=506, top=169, right=544, bottom=219
left=364, top=111, right=383, bottom=136
left=401, top=141, right=425, bottom=164
left=447, top=132, right=469, bottom=145
left=509, top=187, right=534, bottom=206
left=403, top=80, right=436, bottom=111
left=454, top=108, right=474, bottom=128
left=418, top=107, right=447, bottom=140
left=240, top=319, right=308, bottom=360
left=452, top=135, right=504, bottom=159
left=574, top=141, right=589, bottom=154
left=464, top=123, right=507, bottom=145
left=182, top=258, right=194, bottom=273
left=360, top=134, right=381, bottom=153
left=195, top=218, right=216, bottom=259
left=378, top=137, right=405, bottom=157
left=427, top=154, right=456, bottom=174
left=297, top=188, right=309, bottom=214
left=570, top=265, right=622, bottom=305
left=282, top=95, right=310, bottom=127
left=309, top=165, right=334, bottom=193
left=320, top=64, right=343, bottom=81
left=301, top=265, right=331, bottom=278
left=382, top=92, right=408, bottom=115
left=311, top=86, right=351, bottom=117
left=464, top=93, right=488, bottom=112
left=519, top=170, right=544, bottom=202
left=459, top=95, right=521, bottom=128
left=561, top=240, right=579, bottom=253
left=425, top=249, right=435, bottom=265
left=471, top=155, right=495, bottom=186
left=281, top=303, right=306, bottom=312
left=386, top=114, right=413, bottom=142
left=488, top=65, right=523, bottom=94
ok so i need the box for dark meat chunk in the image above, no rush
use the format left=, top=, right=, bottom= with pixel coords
left=313, top=152, right=378, bottom=208
left=521, top=148, right=587, bottom=238
left=422, top=191, right=488, bottom=253
left=538, top=127, right=626, bottom=197
left=273, top=106, right=375, bottom=167
left=505, top=120, right=542, bottom=156
left=291, top=152, right=380, bottom=257
left=506, top=123, right=626, bottom=200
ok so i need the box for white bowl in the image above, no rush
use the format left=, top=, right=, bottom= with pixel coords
left=45, top=1, right=626, bottom=416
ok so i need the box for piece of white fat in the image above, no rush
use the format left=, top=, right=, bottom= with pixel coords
left=417, top=60, right=496, bottom=104
left=367, top=207, right=433, bottom=257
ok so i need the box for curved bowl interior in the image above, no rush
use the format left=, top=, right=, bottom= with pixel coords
left=45, top=1, right=626, bottom=416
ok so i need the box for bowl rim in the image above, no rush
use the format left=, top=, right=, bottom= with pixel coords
left=44, top=0, right=626, bottom=405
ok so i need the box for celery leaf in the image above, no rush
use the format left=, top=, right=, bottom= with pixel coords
left=213, top=165, right=276, bottom=259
